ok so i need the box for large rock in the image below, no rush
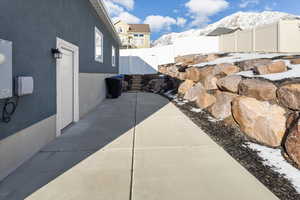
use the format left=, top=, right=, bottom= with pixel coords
left=175, top=54, right=212, bottom=65
left=291, top=58, right=300, bottom=65
left=184, top=82, right=205, bottom=102
left=178, top=80, right=195, bottom=95
left=158, top=65, right=168, bottom=74
left=285, top=119, right=300, bottom=167
left=201, top=75, right=218, bottom=90
left=186, top=66, right=215, bottom=82
left=277, top=83, right=300, bottom=110
left=254, top=61, right=287, bottom=75
left=167, top=65, right=180, bottom=78
left=206, top=54, right=219, bottom=62
left=210, top=91, right=237, bottom=119
left=237, top=59, right=271, bottom=71
left=238, top=79, right=277, bottom=101
left=217, top=75, right=242, bottom=93
left=177, top=72, right=187, bottom=80
left=214, top=63, right=240, bottom=76
left=232, top=97, right=286, bottom=147
left=196, top=92, right=216, bottom=109
left=147, top=79, right=165, bottom=93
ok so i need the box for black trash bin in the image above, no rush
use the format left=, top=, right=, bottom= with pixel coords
left=106, top=77, right=122, bottom=98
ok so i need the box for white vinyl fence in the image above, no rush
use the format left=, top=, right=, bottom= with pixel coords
left=220, top=19, right=300, bottom=53
left=119, top=36, right=219, bottom=75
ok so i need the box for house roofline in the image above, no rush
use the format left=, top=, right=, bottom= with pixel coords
left=89, top=0, right=121, bottom=46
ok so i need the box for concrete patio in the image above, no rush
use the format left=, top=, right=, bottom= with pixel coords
left=0, top=92, right=278, bottom=200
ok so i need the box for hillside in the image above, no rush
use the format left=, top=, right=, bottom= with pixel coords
left=153, top=11, right=299, bottom=47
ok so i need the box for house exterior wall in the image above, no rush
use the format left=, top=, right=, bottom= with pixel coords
left=0, top=115, right=56, bottom=181
left=0, top=0, right=119, bottom=140
left=0, top=0, right=119, bottom=180
left=114, top=21, right=151, bottom=49
left=79, top=73, right=113, bottom=117
left=129, top=32, right=151, bottom=49
left=114, top=21, right=131, bottom=46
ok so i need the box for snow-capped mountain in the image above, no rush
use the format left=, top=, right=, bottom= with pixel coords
left=153, top=11, right=299, bottom=47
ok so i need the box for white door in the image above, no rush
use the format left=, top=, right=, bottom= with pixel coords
left=60, top=48, right=74, bottom=129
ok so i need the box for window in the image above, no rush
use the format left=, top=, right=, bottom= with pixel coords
left=118, top=27, right=123, bottom=33
left=134, top=34, right=139, bottom=37
left=112, top=46, right=116, bottom=67
left=139, top=34, right=144, bottom=37
left=95, top=27, right=103, bottom=63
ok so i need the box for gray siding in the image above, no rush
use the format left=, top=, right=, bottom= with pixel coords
left=0, top=0, right=120, bottom=140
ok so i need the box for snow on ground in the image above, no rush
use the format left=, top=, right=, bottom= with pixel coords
left=194, top=53, right=300, bottom=81
left=164, top=90, right=177, bottom=99
left=237, top=60, right=300, bottom=81
left=195, top=53, right=292, bottom=68
left=245, top=142, right=300, bottom=193
left=190, top=108, right=203, bottom=113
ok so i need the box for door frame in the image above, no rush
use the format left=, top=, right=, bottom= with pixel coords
left=56, top=37, right=79, bottom=137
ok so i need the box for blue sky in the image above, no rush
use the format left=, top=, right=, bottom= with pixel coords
left=103, top=0, right=300, bottom=40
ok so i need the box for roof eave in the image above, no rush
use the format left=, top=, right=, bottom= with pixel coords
left=89, top=0, right=122, bottom=46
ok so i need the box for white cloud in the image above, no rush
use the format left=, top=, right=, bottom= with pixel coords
left=104, top=0, right=124, bottom=16
left=185, top=0, right=229, bottom=27
left=111, top=0, right=134, bottom=10
left=176, top=17, right=187, bottom=27
left=144, top=15, right=179, bottom=32
left=113, top=12, right=141, bottom=24
left=239, top=0, right=259, bottom=8
left=104, top=0, right=140, bottom=24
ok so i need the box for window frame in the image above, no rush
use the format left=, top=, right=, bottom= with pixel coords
left=112, top=45, right=116, bottom=67
left=95, top=27, right=104, bottom=63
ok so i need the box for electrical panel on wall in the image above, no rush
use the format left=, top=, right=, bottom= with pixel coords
left=0, top=39, right=13, bottom=99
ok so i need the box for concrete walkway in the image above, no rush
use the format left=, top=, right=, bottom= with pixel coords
left=0, top=93, right=278, bottom=200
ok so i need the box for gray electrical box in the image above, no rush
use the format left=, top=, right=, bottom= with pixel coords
left=0, top=39, right=13, bottom=99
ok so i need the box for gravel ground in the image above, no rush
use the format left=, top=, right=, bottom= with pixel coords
left=169, top=98, right=300, bottom=200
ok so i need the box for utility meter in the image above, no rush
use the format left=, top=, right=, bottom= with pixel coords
left=0, top=39, right=12, bottom=99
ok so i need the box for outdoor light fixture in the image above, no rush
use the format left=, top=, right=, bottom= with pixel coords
left=51, top=48, right=62, bottom=59
left=0, top=53, right=5, bottom=64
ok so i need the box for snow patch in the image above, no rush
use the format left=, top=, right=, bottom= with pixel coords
left=195, top=53, right=292, bottom=68
left=190, top=107, right=203, bottom=113
left=246, top=142, right=300, bottom=193
left=154, top=11, right=299, bottom=47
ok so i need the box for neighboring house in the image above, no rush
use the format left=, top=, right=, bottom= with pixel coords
left=114, top=20, right=151, bottom=49
left=207, top=27, right=242, bottom=36
left=0, top=0, right=121, bottom=181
